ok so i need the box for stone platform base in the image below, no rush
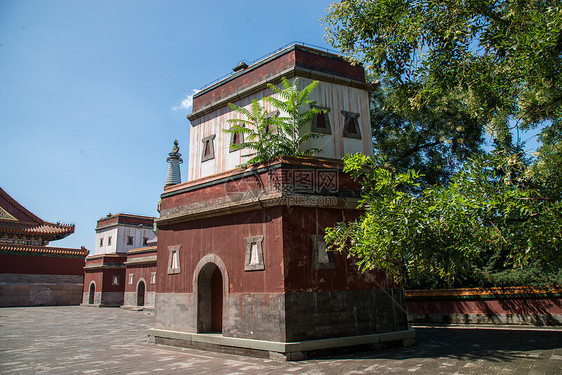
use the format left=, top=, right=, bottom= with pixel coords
left=80, top=303, right=122, bottom=308
left=121, top=305, right=155, bottom=311
left=147, top=328, right=416, bottom=361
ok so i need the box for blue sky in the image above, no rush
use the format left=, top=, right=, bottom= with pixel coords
left=0, top=0, right=336, bottom=250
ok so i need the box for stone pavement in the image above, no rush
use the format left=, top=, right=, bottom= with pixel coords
left=0, top=306, right=561, bottom=374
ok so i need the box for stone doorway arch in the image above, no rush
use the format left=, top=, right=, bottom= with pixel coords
left=137, top=280, right=146, bottom=307
left=88, top=282, right=95, bottom=304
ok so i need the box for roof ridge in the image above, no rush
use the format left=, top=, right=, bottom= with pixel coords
left=0, top=187, right=75, bottom=231
left=0, top=186, right=43, bottom=223
left=0, top=243, right=89, bottom=257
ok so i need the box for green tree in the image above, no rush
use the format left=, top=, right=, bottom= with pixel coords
left=267, top=78, right=324, bottom=157
left=323, top=0, right=562, bottom=143
left=224, top=99, right=280, bottom=165
left=322, top=0, right=562, bottom=287
left=371, top=85, right=485, bottom=187
left=529, top=122, right=562, bottom=200
left=325, top=153, right=562, bottom=287
left=225, top=78, right=324, bottom=165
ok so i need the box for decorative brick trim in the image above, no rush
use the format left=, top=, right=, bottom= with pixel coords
left=167, top=245, right=181, bottom=275
left=310, top=105, right=332, bottom=135
left=311, top=234, right=334, bottom=269
left=265, top=111, right=279, bottom=135
left=244, top=235, right=264, bottom=271
left=229, top=127, right=245, bottom=152
left=201, top=135, right=216, bottom=162
left=341, top=111, right=361, bottom=139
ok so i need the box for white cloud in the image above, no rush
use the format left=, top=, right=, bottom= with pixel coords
left=172, top=89, right=201, bottom=111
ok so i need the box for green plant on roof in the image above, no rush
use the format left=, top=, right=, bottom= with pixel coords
left=224, top=77, right=325, bottom=165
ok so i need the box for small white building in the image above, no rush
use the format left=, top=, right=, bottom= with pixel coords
left=94, top=213, right=155, bottom=255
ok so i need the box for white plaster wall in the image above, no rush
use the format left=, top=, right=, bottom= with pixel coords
left=188, top=77, right=372, bottom=181
left=95, top=226, right=154, bottom=254
left=298, top=77, right=372, bottom=159
left=116, top=226, right=155, bottom=253
left=94, top=228, right=118, bottom=255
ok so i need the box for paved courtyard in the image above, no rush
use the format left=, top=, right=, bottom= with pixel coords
left=0, top=306, right=561, bottom=374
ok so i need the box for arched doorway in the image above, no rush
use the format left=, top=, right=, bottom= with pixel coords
left=88, top=282, right=95, bottom=304
left=197, top=263, right=223, bottom=333
left=137, top=280, right=145, bottom=307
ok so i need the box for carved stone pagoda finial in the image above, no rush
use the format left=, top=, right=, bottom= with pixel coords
left=165, top=140, right=183, bottom=187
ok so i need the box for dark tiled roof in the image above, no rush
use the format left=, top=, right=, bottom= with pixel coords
left=0, top=243, right=89, bottom=257
left=0, top=220, right=75, bottom=240
left=127, top=246, right=157, bottom=255
left=96, top=213, right=155, bottom=229
left=0, top=187, right=75, bottom=240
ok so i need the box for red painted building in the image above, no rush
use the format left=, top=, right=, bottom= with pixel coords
left=0, top=187, right=88, bottom=306
left=148, top=44, right=414, bottom=359
left=123, top=245, right=157, bottom=309
left=82, top=213, right=155, bottom=307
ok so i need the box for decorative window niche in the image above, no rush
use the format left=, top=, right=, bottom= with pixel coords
left=201, top=134, right=216, bottom=162
left=311, top=105, right=332, bottom=135
left=265, top=111, right=279, bottom=134
left=150, top=272, right=157, bottom=285
left=341, top=111, right=362, bottom=139
left=99, top=238, right=103, bottom=247
left=127, top=236, right=133, bottom=246
left=108, top=236, right=112, bottom=246
left=129, top=273, right=134, bottom=285
left=112, top=275, right=120, bottom=286
left=168, top=245, right=181, bottom=275
left=229, top=126, right=244, bottom=152
left=311, top=234, right=335, bottom=269
left=244, top=235, right=264, bottom=271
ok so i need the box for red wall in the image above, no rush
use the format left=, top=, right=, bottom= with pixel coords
left=83, top=269, right=126, bottom=294
left=124, top=264, right=156, bottom=293
left=192, top=46, right=366, bottom=112
left=0, top=253, right=85, bottom=275
left=407, top=297, right=562, bottom=316
left=83, top=255, right=127, bottom=293
left=157, top=160, right=392, bottom=296
left=157, top=206, right=285, bottom=294
left=282, top=206, right=393, bottom=292
left=83, top=270, right=103, bottom=293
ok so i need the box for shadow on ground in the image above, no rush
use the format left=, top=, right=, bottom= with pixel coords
left=318, top=327, right=562, bottom=363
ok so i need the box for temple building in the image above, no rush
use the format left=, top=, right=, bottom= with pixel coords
left=82, top=213, right=156, bottom=308
left=0, top=187, right=88, bottom=306
left=148, top=44, right=415, bottom=360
